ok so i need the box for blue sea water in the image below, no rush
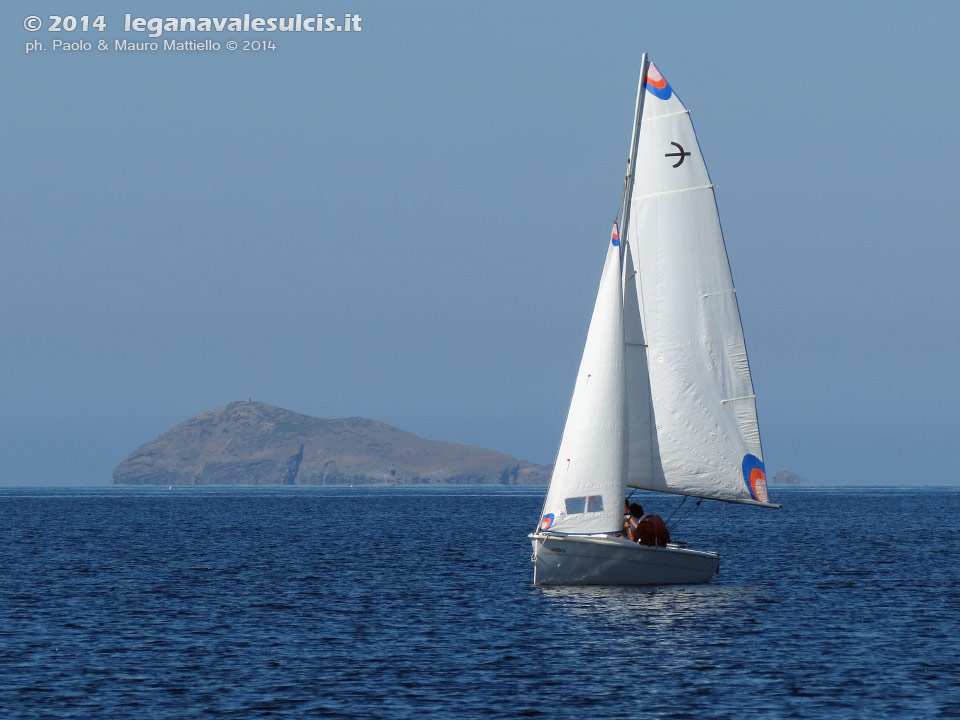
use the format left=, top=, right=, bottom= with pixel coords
left=1, top=486, right=958, bottom=719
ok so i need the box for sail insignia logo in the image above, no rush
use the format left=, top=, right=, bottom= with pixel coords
left=540, top=513, right=555, bottom=531
left=742, top=454, right=768, bottom=503
left=645, top=63, right=673, bottom=100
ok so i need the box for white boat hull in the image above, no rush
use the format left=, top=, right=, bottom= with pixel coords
left=529, top=533, right=719, bottom=586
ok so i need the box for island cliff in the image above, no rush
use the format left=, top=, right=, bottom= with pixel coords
left=112, top=400, right=551, bottom=486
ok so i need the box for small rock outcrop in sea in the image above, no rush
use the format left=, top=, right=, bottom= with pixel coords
left=772, top=470, right=806, bottom=485
left=112, top=400, right=551, bottom=486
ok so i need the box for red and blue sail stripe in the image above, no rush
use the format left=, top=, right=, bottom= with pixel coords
left=611, top=221, right=620, bottom=247
left=742, top=454, right=767, bottom=502
left=645, top=63, right=673, bottom=100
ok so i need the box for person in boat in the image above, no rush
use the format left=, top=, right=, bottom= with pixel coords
left=623, top=500, right=671, bottom=547
left=624, top=502, right=644, bottom=541
left=636, top=512, right=670, bottom=547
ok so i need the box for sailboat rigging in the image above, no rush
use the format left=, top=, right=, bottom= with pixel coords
left=530, top=54, right=780, bottom=586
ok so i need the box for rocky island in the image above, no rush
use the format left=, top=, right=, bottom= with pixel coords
left=113, top=400, right=551, bottom=486
left=771, top=470, right=806, bottom=485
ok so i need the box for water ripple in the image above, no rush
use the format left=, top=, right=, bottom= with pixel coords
left=0, top=487, right=958, bottom=718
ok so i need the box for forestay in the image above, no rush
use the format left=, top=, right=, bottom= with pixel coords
left=623, top=63, right=769, bottom=505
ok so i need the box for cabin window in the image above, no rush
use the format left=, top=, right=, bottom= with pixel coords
left=565, top=495, right=605, bottom=514
left=565, top=496, right=586, bottom=514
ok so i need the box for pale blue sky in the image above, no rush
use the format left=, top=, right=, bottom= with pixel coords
left=3, top=1, right=958, bottom=485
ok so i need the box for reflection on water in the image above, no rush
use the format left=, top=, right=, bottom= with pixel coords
left=537, top=583, right=773, bottom=640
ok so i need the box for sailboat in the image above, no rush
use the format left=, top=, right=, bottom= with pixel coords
left=530, top=55, right=780, bottom=586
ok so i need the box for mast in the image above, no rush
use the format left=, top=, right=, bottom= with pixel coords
left=618, top=53, right=649, bottom=243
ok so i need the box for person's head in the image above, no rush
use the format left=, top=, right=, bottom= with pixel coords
left=629, top=503, right=644, bottom=519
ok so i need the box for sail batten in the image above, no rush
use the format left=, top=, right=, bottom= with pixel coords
left=642, top=110, right=692, bottom=121
left=633, top=185, right=717, bottom=201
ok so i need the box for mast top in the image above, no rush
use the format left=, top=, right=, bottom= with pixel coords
left=618, top=53, right=650, bottom=243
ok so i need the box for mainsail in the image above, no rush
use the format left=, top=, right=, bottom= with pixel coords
left=623, top=63, right=769, bottom=505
